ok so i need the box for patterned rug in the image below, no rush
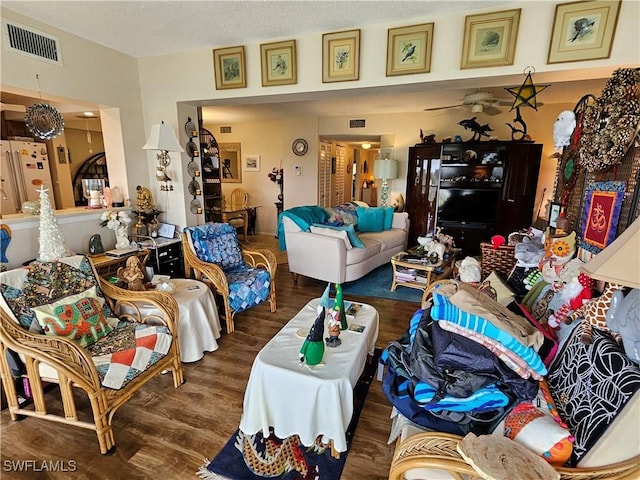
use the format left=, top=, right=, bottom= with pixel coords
left=341, top=263, right=423, bottom=303
left=197, top=349, right=381, bottom=480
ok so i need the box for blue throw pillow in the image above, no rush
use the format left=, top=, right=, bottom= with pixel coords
left=312, top=223, right=365, bottom=248
left=357, top=206, right=385, bottom=232
left=382, top=206, right=395, bottom=230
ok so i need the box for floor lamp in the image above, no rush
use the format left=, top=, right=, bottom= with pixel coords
left=374, top=159, right=398, bottom=207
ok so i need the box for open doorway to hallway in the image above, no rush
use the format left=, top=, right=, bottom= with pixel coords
left=318, top=135, right=380, bottom=208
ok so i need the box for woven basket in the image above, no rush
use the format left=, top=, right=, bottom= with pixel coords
left=480, top=242, right=516, bottom=279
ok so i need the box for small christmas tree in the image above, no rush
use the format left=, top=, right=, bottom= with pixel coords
left=37, top=186, right=72, bottom=261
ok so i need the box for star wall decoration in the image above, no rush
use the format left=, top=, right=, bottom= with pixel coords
left=506, top=67, right=549, bottom=111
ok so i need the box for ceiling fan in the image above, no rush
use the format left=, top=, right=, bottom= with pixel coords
left=424, top=90, right=515, bottom=116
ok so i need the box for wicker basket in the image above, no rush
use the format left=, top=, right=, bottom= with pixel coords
left=480, top=242, right=516, bottom=279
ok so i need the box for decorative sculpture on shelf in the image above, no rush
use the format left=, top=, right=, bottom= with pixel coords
left=117, top=256, right=146, bottom=291
left=458, top=117, right=493, bottom=142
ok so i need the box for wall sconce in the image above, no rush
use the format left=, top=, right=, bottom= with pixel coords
left=142, top=121, right=184, bottom=191
left=373, top=158, right=398, bottom=206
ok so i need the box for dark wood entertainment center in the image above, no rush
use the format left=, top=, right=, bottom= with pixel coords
left=406, top=141, right=542, bottom=255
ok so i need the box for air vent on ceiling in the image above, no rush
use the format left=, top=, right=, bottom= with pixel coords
left=219, top=126, right=232, bottom=134
left=349, top=119, right=366, bottom=128
left=3, top=21, right=63, bottom=66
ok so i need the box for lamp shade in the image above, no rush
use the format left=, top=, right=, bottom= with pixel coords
left=143, top=122, right=184, bottom=152
left=581, top=216, right=640, bottom=289
left=373, top=159, right=398, bottom=179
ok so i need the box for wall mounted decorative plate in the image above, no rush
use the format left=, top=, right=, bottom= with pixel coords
left=292, top=138, right=308, bottom=156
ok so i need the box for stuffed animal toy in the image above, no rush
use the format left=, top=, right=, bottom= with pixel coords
left=547, top=273, right=593, bottom=329
left=435, top=227, right=455, bottom=253
left=565, top=282, right=625, bottom=345
left=539, top=230, right=576, bottom=284
left=606, top=288, right=640, bottom=365
left=459, top=257, right=481, bottom=283
left=514, top=237, right=545, bottom=268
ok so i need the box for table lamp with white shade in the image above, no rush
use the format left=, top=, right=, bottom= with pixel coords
left=143, top=121, right=184, bottom=191
left=374, top=158, right=398, bottom=207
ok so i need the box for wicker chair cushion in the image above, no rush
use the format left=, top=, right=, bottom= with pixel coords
left=31, top=286, right=113, bottom=347
left=226, top=268, right=272, bottom=314
left=88, top=322, right=172, bottom=390
left=186, top=223, right=245, bottom=271
left=0, top=256, right=115, bottom=334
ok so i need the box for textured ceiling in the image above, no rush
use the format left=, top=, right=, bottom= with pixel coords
left=2, top=0, right=510, bottom=58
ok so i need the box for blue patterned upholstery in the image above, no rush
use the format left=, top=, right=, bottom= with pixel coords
left=184, top=223, right=272, bottom=314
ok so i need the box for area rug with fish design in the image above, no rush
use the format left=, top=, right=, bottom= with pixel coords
left=197, top=349, right=381, bottom=480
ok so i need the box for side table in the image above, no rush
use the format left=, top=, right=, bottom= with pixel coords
left=390, top=249, right=459, bottom=295
left=118, top=278, right=222, bottom=362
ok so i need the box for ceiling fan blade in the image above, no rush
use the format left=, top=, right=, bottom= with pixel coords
left=424, top=104, right=464, bottom=112
left=483, top=105, right=502, bottom=116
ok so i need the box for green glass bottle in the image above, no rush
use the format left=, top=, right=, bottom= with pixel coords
left=335, top=283, right=348, bottom=330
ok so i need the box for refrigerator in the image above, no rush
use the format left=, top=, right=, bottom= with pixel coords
left=1, top=140, right=56, bottom=215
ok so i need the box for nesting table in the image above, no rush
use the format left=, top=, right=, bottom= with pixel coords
left=239, top=298, right=379, bottom=455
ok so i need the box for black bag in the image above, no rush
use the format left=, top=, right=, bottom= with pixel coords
left=407, top=314, right=495, bottom=402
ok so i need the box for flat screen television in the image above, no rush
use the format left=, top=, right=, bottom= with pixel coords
left=437, top=188, right=499, bottom=226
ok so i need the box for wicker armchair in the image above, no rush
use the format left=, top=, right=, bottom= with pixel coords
left=182, top=223, right=277, bottom=333
left=389, top=432, right=640, bottom=480
left=0, top=255, right=184, bottom=455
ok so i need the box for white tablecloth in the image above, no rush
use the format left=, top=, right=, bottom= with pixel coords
left=119, top=278, right=221, bottom=362
left=170, top=278, right=221, bottom=362
left=239, top=298, right=379, bottom=452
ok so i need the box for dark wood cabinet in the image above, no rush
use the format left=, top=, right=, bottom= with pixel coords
left=406, top=141, right=541, bottom=256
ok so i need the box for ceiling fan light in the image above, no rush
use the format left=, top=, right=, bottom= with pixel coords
left=471, top=104, right=484, bottom=113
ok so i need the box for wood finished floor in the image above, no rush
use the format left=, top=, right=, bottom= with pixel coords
left=0, top=236, right=415, bottom=479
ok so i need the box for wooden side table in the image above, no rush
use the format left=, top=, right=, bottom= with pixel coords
left=89, top=250, right=150, bottom=278
left=390, top=250, right=458, bottom=295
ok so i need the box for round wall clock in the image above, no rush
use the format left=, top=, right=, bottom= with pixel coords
left=292, top=138, right=308, bottom=156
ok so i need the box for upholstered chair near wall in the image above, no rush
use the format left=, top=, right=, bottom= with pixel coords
left=182, top=223, right=276, bottom=333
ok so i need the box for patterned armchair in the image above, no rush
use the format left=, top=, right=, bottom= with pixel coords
left=0, top=255, right=184, bottom=454
left=182, top=223, right=277, bottom=333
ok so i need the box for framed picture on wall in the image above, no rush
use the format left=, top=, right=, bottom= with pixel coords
left=547, top=0, right=621, bottom=64
left=260, top=39, right=297, bottom=86
left=322, top=29, right=360, bottom=83
left=386, top=23, right=434, bottom=76
left=461, top=9, right=521, bottom=69
left=243, top=154, right=261, bottom=172
left=548, top=202, right=562, bottom=229
left=213, top=45, right=246, bottom=90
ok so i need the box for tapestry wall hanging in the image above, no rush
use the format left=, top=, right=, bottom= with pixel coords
left=580, top=181, right=625, bottom=253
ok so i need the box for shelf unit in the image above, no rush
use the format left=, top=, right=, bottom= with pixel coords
left=198, top=125, right=222, bottom=223
left=406, top=141, right=542, bottom=256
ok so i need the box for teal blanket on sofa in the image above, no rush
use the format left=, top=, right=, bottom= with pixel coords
left=278, top=206, right=329, bottom=250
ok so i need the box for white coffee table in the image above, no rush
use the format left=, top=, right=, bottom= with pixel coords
left=239, top=297, right=379, bottom=454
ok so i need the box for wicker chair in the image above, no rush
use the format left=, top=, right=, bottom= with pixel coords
left=182, top=223, right=277, bottom=333
left=0, top=255, right=184, bottom=455
left=389, top=432, right=640, bottom=480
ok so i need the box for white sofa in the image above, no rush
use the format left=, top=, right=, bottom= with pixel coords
left=281, top=208, right=409, bottom=284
